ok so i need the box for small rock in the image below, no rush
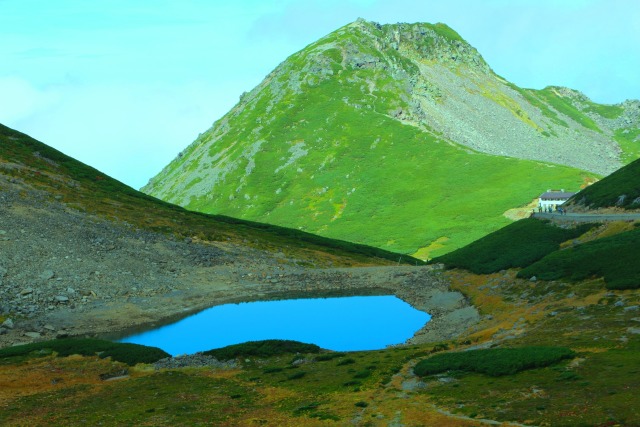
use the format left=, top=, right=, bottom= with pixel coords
left=529, top=276, right=537, bottom=282
left=20, top=288, right=33, bottom=296
left=24, top=331, right=41, bottom=339
left=614, top=301, right=625, bottom=307
left=44, top=324, right=56, bottom=331
left=624, top=306, right=639, bottom=312
left=55, top=295, right=69, bottom=303
left=66, top=287, right=76, bottom=294
left=2, top=318, right=14, bottom=329
left=39, top=270, right=55, bottom=281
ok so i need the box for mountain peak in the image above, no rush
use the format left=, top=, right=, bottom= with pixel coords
left=144, top=20, right=637, bottom=258
left=342, top=19, right=490, bottom=72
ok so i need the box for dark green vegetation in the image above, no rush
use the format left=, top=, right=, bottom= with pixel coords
left=0, top=338, right=169, bottom=366
left=413, top=347, right=575, bottom=377
left=432, top=219, right=596, bottom=274
left=0, top=123, right=419, bottom=266
left=435, top=217, right=639, bottom=289
left=143, top=19, right=631, bottom=258
left=518, top=226, right=640, bottom=289
left=567, top=156, right=640, bottom=209
left=436, top=153, right=640, bottom=289
left=203, top=340, right=321, bottom=361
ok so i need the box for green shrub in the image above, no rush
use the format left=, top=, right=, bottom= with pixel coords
left=433, top=219, right=595, bottom=274
left=203, top=340, right=321, bottom=361
left=517, top=227, right=640, bottom=289
left=315, top=352, right=344, bottom=362
left=287, top=371, right=306, bottom=380
left=337, top=357, right=356, bottom=366
left=0, top=338, right=169, bottom=366
left=413, top=347, right=575, bottom=377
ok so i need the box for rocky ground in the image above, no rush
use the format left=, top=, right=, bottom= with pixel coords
left=0, top=178, right=479, bottom=349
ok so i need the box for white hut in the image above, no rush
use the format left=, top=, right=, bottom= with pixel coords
left=539, top=189, right=576, bottom=210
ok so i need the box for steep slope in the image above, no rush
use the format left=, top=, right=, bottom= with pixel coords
left=144, top=19, right=639, bottom=257
left=565, top=156, right=640, bottom=210
left=0, top=123, right=416, bottom=266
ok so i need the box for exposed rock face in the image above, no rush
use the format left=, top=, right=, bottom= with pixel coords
left=143, top=19, right=640, bottom=255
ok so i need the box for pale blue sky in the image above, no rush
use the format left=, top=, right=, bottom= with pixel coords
left=1, top=0, right=638, bottom=189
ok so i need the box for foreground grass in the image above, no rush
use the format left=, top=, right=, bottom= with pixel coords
left=1, top=270, right=639, bottom=426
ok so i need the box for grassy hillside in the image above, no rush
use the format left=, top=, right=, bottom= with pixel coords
left=518, top=225, right=640, bottom=290
left=142, top=19, right=640, bottom=257
left=566, top=156, right=640, bottom=210
left=434, top=216, right=640, bottom=289
left=0, top=123, right=419, bottom=266
left=432, top=219, right=597, bottom=274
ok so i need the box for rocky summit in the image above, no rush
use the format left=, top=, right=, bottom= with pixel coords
left=143, top=19, right=640, bottom=256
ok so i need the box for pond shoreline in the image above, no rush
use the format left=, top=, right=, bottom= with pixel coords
left=2, top=265, right=480, bottom=350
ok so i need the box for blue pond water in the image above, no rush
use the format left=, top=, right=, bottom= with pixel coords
left=119, top=295, right=430, bottom=356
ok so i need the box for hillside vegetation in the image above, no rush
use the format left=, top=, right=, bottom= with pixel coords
left=0, top=123, right=418, bottom=266
left=140, top=19, right=640, bottom=256
left=432, top=218, right=596, bottom=273
left=434, top=152, right=640, bottom=289
left=566, top=156, right=640, bottom=210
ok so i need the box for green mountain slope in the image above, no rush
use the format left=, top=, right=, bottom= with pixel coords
left=143, top=19, right=639, bottom=257
left=0, top=123, right=417, bottom=266
left=566, top=156, right=640, bottom=210
left=434, top=157, right=640, bottom=288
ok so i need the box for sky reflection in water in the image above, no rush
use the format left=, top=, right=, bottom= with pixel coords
left=119, top=295, right=430, bottom=356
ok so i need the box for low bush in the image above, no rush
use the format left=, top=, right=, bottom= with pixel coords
left=315, top=352, right=344, bottom=362
left=203, top=340, right=321, bottom=361
left=413, top=347, right=575, bottom=377
left=0, top=338, right=169, bottom=366
left=517, top=227, right=640, bottom=289
left=433, top=219, right=595, bottom=274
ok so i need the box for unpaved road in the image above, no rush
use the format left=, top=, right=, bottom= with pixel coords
left=532, top=212, right=640, bottom=222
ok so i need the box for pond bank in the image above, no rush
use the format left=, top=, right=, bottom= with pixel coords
left=1, top=265, right=480, bottom=350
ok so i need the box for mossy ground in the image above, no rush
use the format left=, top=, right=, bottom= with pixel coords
left=1, top=263, right=638, bottom=426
